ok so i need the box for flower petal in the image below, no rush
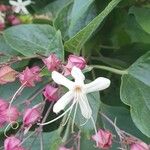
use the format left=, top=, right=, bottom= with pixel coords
left=85, top=77, right=110, bottom=93
left=78, top=94, right=92, bottom=119
left=23, top=0, right=32, bottom=6
left=52, top=71, right=74, bottom=90
left=14, top=6, right=21, bottom=13
left=21, top=6, right=29, bottom=14
left=53, top=91, right=74, bottom=113
left=9, top=0, right=18, bottom=6
left=71, top=66, right=85, bottom=84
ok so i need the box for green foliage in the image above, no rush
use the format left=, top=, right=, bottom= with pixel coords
left=64, top=0, right=122, bottom=53
left=0, top=0, right=150, bottom=149
left=121, top=52, right=150, bottom=137
left=3, top=24, right=64, bottom=58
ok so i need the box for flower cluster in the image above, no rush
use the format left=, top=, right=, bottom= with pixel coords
left=4, top=136, right=25, bottom=150
left=0, top=53, right=149, bottom=150
left=0, top=4, right=21, bottom=30
left=0, top=99, right=20, bottom=127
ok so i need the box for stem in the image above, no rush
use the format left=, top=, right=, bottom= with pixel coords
left=91, top=65, right=128, bottom=75
left=40, top=132, right=44, bottom=150
left=62, top=119, right=71, bottom=143
left=40, top=102, right=54, bottom=129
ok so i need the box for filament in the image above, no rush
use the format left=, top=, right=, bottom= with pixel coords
left=8, top=82, right=26, bottom=124
left=38, top=101, right=76, bottom=126
left=4, top=121, right=19, bottom=137
left=62, top=104, right=74, bottom=127
left=71, top=102, right=78, bottom=133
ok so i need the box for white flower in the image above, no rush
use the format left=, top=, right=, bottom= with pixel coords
left=39, top=66, right=110, bottom=136
left=9, top=0, right=32, bottom=14
left=52, top=66, right=110, bottom=119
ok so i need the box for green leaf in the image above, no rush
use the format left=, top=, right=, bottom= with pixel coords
left=3, top=24, right=64, bottom=59
left=101, top=104, right=150, bottom=143
left=0, top=79, right=47, bottom=110
left=129, top=6, right=150, bottom=34
left=120, top=51, right=150, bottom=137
left=0, top=35, right=20, bottom=64
left=40, top=0, right=72, bottom=19
left=23, top=130, right=62, bottom=150
left=125, top=15, right=150, bottom=44
left=54, top=0, right=96, bottom=40
left=64, top=0, right=122, bottom=53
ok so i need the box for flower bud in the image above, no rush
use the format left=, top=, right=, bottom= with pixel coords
left=4, top=136, right=25, bottom=150
left=43, top=85, right=58, bottom=102
left=66, top=55, right=86, bottom=70
left=43, top=54, right=61, bottom=71
left=4, top=106, right=20, bottom=123
left=19, top=66, right=41, bottom=87
left=23, top=107, right=40, bottom=126
left=130, top=141, right=149, bottom=150
left=0, top=98, right=9, bottom=111
left=63, top=55, right=86, bottom=76
left=92, top=129, right=112, bottom=149
left=0, top=66, right=18, bottom=84
left=0, top=5, right=11, bottom=12
left=7, top=15, right=21, bottom=25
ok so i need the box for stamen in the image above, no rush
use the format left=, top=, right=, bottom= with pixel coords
left=4, top=121, right=19, bottom=137
left=38, top=101, right=76, bottom=126
left=8, top=82, right=26, bottom=124
left=71, top=102, right=78, bottom=133
left=91, top=116, right=98, bottom=146
left=62, top=105, right=74, bottom=127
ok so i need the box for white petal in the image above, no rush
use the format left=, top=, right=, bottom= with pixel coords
left=78, top=94, right=92, bottom=119
left=53, top=91, right=74, bottom=113
left=52, top=71, right=74, bottom=90
left=18, top=0, right=23, bottom=3
left=71, top=66, right=85, bottom=84
left=85, top=77, right=110, bottom=93
left=23, top=0, right=32, bottom=6
left=21, top=6, right=29, bottom=14
left=9, top=0, right=18, bottom=6
left=13, top=6, right=21, bottom=13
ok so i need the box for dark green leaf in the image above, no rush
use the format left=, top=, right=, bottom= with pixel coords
left=120, top=51, right=150, bottom=137
left=64, top=0, right=122, bottom=53
left=4, top=24, right=64, bottom=59
left=54, top=0, right=97, bottom=40
left=129, top=6, right=150, bottom=34
left=23, top=130, right=62, bottom=150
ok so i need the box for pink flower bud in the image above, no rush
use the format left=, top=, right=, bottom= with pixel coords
left=59, top=146, right=73, bottom=150
left=0, top=98, right=9, bottom=111
left=66, top=55, right=86, bottom=70
left=4, top=106, right=20, bottom=122
left=23, top=107, right=40, bottom=126
left=0, top=66, right=18, bottom=84
left=7, top=15, right=21, bottom=25
left=130, top=141, right=149, bottom=150
left=43, top=85, right=58, bottom=102
left=92, top=129, right=112, bottom=149
left=0, top=5, right=11, bottom=12
left=43, top=54, right=61, bottom=71
left=19, top=66, right=41, bottom=87
left=4, top=136, right=25, bottom=150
